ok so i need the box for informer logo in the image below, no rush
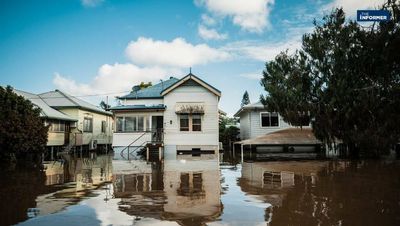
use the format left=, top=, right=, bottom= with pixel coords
left=357, top=10, right=390, bottom=22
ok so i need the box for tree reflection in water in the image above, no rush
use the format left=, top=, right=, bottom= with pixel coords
left=239, top=160, right=400, bottom=226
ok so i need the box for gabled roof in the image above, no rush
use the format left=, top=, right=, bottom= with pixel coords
left=161, top=73, right=221, bottom=97
left=39, top=90, right=112, bottom=116
left=234, top=101, right=266, bottom=117
left=13, top=89, right=76, bottom=121
left=118, top=77, right=179, bottom=100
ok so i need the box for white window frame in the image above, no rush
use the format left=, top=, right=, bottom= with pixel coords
left=260, top=112, right=280, bottom=128
left=179, top=114, right=202, bottom=132
left=115, top=115, right=148, bottom=132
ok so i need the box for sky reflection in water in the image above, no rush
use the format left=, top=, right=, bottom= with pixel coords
left=1, top=152, right=399, bottom=226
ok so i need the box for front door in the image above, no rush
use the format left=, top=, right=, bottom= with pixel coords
left=156, top=116, right=163, bottom=129
left=152, top=116, right=163, bottom=142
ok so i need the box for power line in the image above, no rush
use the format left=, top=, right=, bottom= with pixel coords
left=25, top=90, right=131, bottom=100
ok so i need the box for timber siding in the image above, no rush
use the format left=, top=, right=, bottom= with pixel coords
left=248, top=110, right=291, bottom=139
left=235, top=102, right=300, bottom=140
left=163, top=85, right=219, bottom=148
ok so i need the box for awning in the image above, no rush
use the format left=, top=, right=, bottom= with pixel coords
left=175, top=103, right=205, bottom=114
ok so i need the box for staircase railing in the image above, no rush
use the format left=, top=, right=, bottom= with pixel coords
left=120, top=129, right=164, bottom=160
left=120, top=132, right=148, bottom=157
left=125, top=140, right=148, bottom=160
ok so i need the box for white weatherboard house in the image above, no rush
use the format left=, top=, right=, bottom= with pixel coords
left=234, top=101, right=308, bottom=140
left=110, top=73, right=221, bottom=158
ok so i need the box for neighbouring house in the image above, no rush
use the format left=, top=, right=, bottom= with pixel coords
left=234, top=101, right=310, bottom=140
left=14, top=89, right=77, bottom=149
left=234, top=101, right=322, bottom=158
left=38, top=90, right=113, bottom=151
left=110, top=73, right=221, bottom=158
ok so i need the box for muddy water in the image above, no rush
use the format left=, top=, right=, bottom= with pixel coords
left=1, top=152, right=399, bottom=226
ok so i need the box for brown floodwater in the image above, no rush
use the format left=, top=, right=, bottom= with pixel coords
left=0, top=152, right=399, bottom=226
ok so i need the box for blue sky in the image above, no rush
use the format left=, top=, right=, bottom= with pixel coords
left=0, top=0, right=384, bottom=115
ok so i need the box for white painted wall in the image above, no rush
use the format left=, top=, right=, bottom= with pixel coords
left=112, top=132, right=152, bottom=147
left=239, top=110, right=304, bottom=140
left=59, top=108, right=113, bottom=145
left=163, top=85, right=219, bottom=150
left=112, top=112, right=163, bottom=147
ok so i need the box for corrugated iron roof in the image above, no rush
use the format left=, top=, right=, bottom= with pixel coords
left=118, top=77, right=179, bottom=99
left=234, top=101, right=267, bottom=117
left=38, top=90, right=112, bottom=115
left=237, top=128, right=322, bottom=145
left=13, top=89, right=76, bottom=121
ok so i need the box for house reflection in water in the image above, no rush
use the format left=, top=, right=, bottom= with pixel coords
left=112, top=151, right=222, bottom=225
left=239, top=161, right=329, bottom=223
left=36, top=154, right=113, bottom=216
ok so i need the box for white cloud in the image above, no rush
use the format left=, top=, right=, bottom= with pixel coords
left=324, top=0, right=385, bottom=17
left=239, top=72, right=263, bottom=80
left=81, top=0, right=104, bottom=7
left=224, top=38, right=302, bottom=62
left=198, top=25, right=228, bottom=40
left=223, top=25, right=312, bottom=62
left=53, top=63, right=181, bottom=96
left=196, top=0, right=275, bottom=33
left=125, top=37, right=231, bottom=67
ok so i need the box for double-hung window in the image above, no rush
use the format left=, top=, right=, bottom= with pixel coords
left=179, top=114, right=202, bottom=132
left=260, top=112, right=279, bottom=127
left=192, top=115, right=202, bottom=131
left=83, top=117, right=93, bottom=132
left=180, top=114, right=189, bottom=131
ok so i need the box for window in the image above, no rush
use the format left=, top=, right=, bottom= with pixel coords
left=116, top=117, right=124, bottom=132
left=138, top=116, right=144, bottom=131
left=101, top=120, right=106, bottom=133
left=125, top=117, right=136, bottom=132
left=192, top=114, right=202, bottom=131
left=261, top=112, right=279, bottom=127
left=115, top=116, right=147, bottom=132
left=179, top=114, right=202, bottom=132
left=47, top=120, right=65, bottom=132
left=83, top=117, right=93, bottom=132
left=180, top=114, right=189, bottom=131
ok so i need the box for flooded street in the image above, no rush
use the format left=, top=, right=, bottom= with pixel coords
left=1, top=152, right=400, bottom=226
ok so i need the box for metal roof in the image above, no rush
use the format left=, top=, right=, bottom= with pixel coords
left=109, top=104, right=166, bottom=111
left=13, top=89, right=76, bottom=121
left=38, top=90, right=112, bottom=115
left=234, top=101, right=267, bottom=117
left=118, top=77, right=179, bottom=100
left=236, top=128, right=322, bottom=145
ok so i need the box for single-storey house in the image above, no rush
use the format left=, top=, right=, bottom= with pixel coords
left=110, top=73, right=221, bottom=159
left=234, top=102, right=322, bottom=159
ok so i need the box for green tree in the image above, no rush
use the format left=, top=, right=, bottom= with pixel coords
left=261, top=1, right=400, bottom=157
left=139, top=82, right=152, bottom=89
left=219, top=116, right=240, bottom=146
left=241, top=91, right=250, bottom=107
left=0, top=86, right=48, bottom=165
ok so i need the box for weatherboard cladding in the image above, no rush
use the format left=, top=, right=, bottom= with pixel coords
left=119, top=77, right=179, bottom=100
